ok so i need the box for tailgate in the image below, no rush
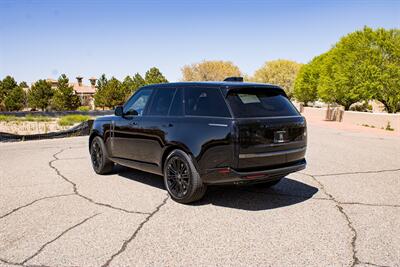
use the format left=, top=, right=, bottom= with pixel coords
left=235, top=116, right=307, bottom=170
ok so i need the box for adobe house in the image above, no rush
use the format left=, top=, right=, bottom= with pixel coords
left=72, top=76, right=97, bottom=109
left=45, top=76, right=97, bottom=109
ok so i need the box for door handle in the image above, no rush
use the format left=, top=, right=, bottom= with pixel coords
left=162, top=123, right=173, bottom=128
left=130, top=121, right=138, bottom=125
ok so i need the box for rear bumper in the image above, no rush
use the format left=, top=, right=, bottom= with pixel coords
left=202, top=159, right=306, bottom=185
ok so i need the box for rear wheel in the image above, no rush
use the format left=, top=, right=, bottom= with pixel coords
left=90, top=136, right=114, bottom=174
left=164, top=150, right=207, bottom=204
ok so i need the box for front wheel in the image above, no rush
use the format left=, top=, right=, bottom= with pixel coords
left=163, top=150, right=207, bottom=204
left=90, top=136, right=114, bottom=174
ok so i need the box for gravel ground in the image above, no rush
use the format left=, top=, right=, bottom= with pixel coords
left=0, top=122, right=399, bottom=267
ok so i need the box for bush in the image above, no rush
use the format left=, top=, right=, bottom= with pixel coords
left=0, top=115, right=17, bottom=122
left=385, top=122, right=394, bottom=131
left=349, top=102, right=372, bottom=112
left=58, top=115, right=90, bottom=126
left=77, top=106, right=90, bottom=112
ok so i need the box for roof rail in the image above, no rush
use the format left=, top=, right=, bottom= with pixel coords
left=224, top=77, right=243, bottom=82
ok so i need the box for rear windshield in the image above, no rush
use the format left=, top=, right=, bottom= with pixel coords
left=226, top=89, right=299, bottom=118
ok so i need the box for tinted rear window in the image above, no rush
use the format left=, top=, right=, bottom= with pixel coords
left=227, top=89, right=299, bottom=118
left=148, top=88, right=176, bottom=116
left=184, top=87, right=231, bottom=117
left=169, top=88, right=183, bottom=116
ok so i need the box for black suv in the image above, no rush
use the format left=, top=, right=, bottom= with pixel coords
left=89, top=78, right=307, bottom=203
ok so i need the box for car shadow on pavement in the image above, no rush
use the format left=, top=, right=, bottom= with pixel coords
left=116, top=165, right=318, bottom=211
left=116, top=165, right=166, bottom=189
left=197, top=178, right=319, bottom=211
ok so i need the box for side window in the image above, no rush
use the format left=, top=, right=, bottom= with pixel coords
left=169, top=88, right=183, bottom=116
left=184, top=87, right=231, bottom=117
left=123, top=89, right=153, bottom=116
left=148, top=88, right=176, bottom=116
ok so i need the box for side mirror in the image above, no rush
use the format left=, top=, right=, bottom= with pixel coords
left=115, top=106, right=123, bottom=116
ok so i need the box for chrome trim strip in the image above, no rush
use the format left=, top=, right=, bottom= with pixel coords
left=208, top=123, right=228, bottom=127
left=239, top=147, right=306, bottom=159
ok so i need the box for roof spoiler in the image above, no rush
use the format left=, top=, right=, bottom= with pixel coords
left=224, top=77, right=243, bottom=82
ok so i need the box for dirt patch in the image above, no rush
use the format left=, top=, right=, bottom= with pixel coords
left=0, top=121, right=72, bottom=135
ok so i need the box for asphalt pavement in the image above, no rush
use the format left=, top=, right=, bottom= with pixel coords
left=0, top=123, right=399, bottom=267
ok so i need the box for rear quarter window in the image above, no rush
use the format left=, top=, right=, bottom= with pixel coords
left=227, top=89, right=299, bottom=118
left=184, top=87, right=231, bottom=117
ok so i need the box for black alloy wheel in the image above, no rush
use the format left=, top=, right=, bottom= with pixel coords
left=166, top=156, right=190, bottom=198
left=91, top=140, right=103, bottom=170
left=164, top=150, right=207, bottom=203
left=90, top=136, right=114, bottom=174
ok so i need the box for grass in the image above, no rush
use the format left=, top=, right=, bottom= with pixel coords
left=58, top=114, right=90, bottom=126
left=0, top=114, right=52, bottom=122
left=24, top=114, right=52, bottom=122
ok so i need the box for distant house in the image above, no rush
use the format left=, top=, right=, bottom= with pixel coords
left=72, top=76, right=97, bottom=108
left=45, top=76, right=97, bottom=109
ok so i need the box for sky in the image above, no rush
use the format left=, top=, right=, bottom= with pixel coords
left=0, top=0, right=399, bottom=84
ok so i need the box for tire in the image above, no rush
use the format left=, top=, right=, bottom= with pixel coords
left=90, top=136, right=114, bottom=175
left=256, top=177, right=283, bottom=188
left=163, top=149, right=207, bottom=204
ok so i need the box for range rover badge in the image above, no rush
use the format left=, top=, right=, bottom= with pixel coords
left=274, top=130, right=286, bottom=143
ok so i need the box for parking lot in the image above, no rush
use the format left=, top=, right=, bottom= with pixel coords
left=0, top=123, right=399, bottom=267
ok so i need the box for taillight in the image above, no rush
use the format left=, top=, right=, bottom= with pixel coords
left=217, top=168, right=231, bottom=174
left=244, top=173, right=267, bottom=179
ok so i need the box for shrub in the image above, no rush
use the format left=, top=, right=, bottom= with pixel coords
left=58, top=114, right=90, bottom=126
left=77, top=106, right=90, bottom=112
left=349, top=102, right=372, bottom=112
left=0, top=115, right=17, bottom=122
left=385, top=122, right=394, bottom=131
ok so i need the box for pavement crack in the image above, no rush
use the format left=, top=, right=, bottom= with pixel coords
left=0, top=194, right=74, bottom=220
left=341, top=201, right=400, bottom=208
left=49, top=148, right=150, bottom=215
left=101, top=195, right=169, bottom=267
left=302, top=172, right=360, bottom=267
left=21, top=213, right=100, bottom=265
left=302, top=168, right=400, bottom=177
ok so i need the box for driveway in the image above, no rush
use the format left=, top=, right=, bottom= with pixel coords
left=0, top=123, right=399, bottom=267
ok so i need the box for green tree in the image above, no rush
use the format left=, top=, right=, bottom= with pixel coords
left=316, top=27, right=400, bottom=111
left=293, top=54, right=327, bottom=105
left=181, top=60, right=241, bottom=81
left=19, top=81, right=28, bottom=88
left=28, top=80, right=54, bottom=111
left=132, top=73, right=146, bottom=91
left=94, top=74, right=108, bottom=109
left=52, top=74, right=80, bottom=110
left=252, top=60, right=303, bottom=98
left=101, top=77, right=125, bottom=108
left=121, top=76, right=135, bottom=100
left=0, top=76, right=18, bottom=108
left=359, top=28, right=400, bottom=113
left=145, top=67, right=168, bottom=84
left=4, top=86, right=26, bottom=111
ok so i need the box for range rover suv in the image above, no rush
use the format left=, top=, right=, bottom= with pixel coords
left=89, top=78, right=307, bottom=203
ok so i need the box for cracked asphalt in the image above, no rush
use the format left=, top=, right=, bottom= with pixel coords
left=0, top=123, right=399, bottom=267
